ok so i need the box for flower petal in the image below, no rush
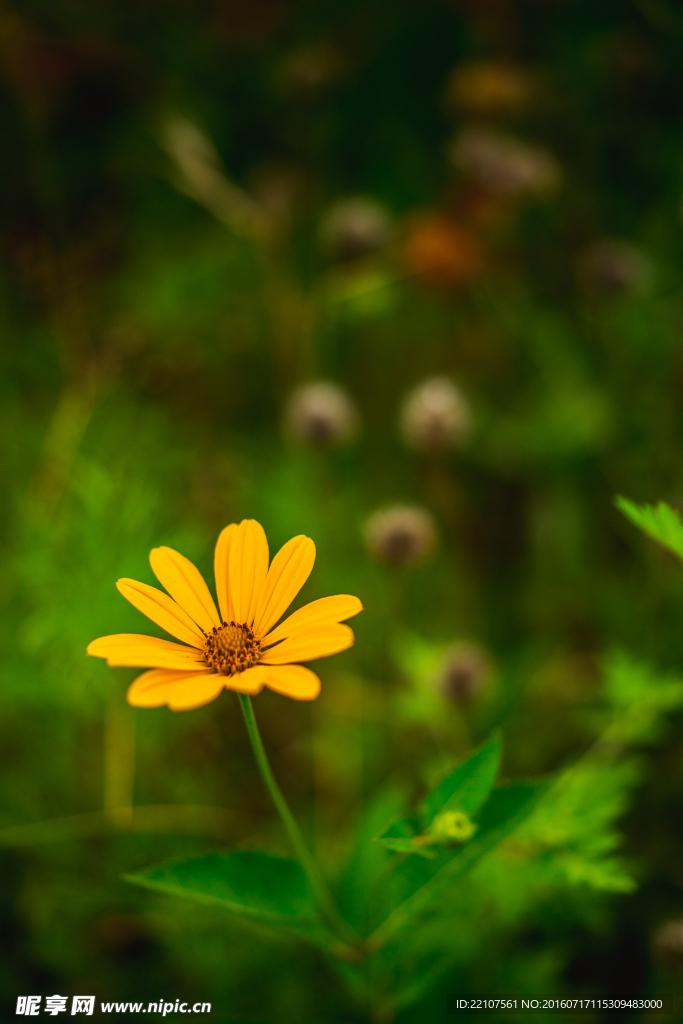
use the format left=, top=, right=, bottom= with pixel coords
left=228, top=664, right=269, bottom=695
left=260, top=624, right=354, bottom=664
left=252, top=535, right=316, bottom=638
left=150, top=546, right=221, bottom=632
left=214, top=523, right=238, bottom=622
left=260, top=664, right=321, bottom=701
left=228, top=520, right=269, bottom=627
left=262, top=594, right=363, bottom=646
left=87, top=633, right=205, bottom=670
left=127, top=668, right=219, bottom=709
left=116, top=579, right=205, bottom=647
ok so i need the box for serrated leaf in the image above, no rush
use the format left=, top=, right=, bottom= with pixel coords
left=553, top=852, right=636, bottom=893
left=124, top=850, right=317, bottom=924
left=421, top=734, right=501, bottom=824
left=615, top=496, right=683, bottom=562
left=603, top=649, right=683, bottom=745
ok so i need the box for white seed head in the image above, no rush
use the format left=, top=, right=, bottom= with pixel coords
left=435, top=643, right=491, bottom=703
left=578, top=240, right=653, bottom=297
left=450, top=127, right=560, bottom=198
left=400, top=377, right=471, bottom=452
left=364, top=505, right=437, bottom=566
left=320, top=198, right=393, bottom=261
left=284, top=381, right=358, bottom=446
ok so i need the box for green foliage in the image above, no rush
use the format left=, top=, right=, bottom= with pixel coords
left=517, top=758, right=639, bottom=894
left=375, top=734, right=501, bottom=856
left=615, top=496, right=683, bottom=562
left=126, top=851, right=315, bottom=922
left=603, top=649, right=683, bottom=745
left=514, top=650, right=683, bottom=895
left=374, top=815, right=429, bottom=857
left=124, top=851, right=335, bottom=949
left=371, top=780, right=549, bottom=932
left=421, top=734, right=501, bottom=823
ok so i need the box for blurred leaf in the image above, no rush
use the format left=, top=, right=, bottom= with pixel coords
left=375, top=816, right=435, bottom=857
left=615, top=495, right=683, bottom=562
left=421, top=734, right=501, bottom=823
left=371, top=780, right=549, bottom=936
left=516, top=758, right=638, bottom=894
left=512, top=649, right=683, bottom=895
left=375, top=737, right=500, bottom=858
left=336, top=789, right=405, bottom=932
left=603, top=649, right=683, bottom=745
left=124, top=850, right=324, bottom=934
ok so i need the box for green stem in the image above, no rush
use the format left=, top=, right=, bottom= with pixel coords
left=238, top=695, right=355, bottom=945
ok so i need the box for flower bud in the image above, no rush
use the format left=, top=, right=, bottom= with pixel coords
left=577, top=240, right=653, bottom=298
left=436, top=643, right=491, bottom=704
left=428, top=809, right=477, bottom=842
left=364, top=505, right=437, bottom=566
left=400, top=377, right=471, bottom=453
left=284, top=382, right=358, bottom=446
left=320, top=198, right=393, bottom=262
left=450, top=127, right=560, bottom=199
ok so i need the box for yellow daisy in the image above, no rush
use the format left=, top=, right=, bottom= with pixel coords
left=87, top=520, right=362, bottom=711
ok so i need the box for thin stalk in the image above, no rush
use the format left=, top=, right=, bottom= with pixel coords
left=238, top=695, right=356, bottom=946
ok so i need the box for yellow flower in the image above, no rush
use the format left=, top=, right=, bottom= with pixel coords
left=87, top=520, right=362, bottom=711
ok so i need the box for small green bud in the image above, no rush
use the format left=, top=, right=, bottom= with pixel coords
left=428, top=810, right=477, bottom=843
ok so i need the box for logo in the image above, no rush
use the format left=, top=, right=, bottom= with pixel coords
left=16, top=996, right=95, bottom=1016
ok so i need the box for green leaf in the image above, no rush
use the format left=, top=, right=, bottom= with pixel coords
left=374, top=735, right=502, bottom=861
left=603, top=649, right=683, bottom=745
left=124, top=850, right=317, bottom=925
left=615, top=496, right=683, bottom=562
left=421, top=734, right=501, bottom=824
left=336, top=789, right=405, bottom=930
left=375, top=817, right=435, bottom=857
left=371, top=779, right=549, bottom=938
left=516, top=753, right=639, bottom=894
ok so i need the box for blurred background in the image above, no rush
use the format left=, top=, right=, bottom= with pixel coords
left=4, top=0, right=683, bottom=1019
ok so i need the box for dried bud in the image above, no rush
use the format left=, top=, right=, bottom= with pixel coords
left=578, top=240, right=653, bottom=298
left=364, top=506, right=437, bottom=566
left=284, top=382, right=358, bottom=446
left=320, top=198, right=393, bottom=262
left=654, top=920, right=683, bottom=958
left=450, top=128, right=560, bottom=199
left=400, top=377, right=471, bottom=453
left=436, top=643, right=491, bottom=704
left=401, top=215, right=484, bottom=289
left=445, top=61, right=533, bottom=116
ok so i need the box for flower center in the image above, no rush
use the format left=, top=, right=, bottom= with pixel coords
left=203, top=621, right=261, bottom=676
